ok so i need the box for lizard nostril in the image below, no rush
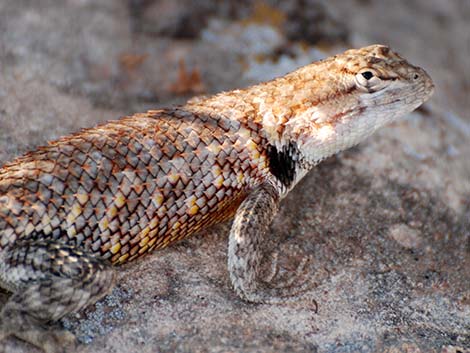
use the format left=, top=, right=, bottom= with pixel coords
left=413, top=73, right=419, bottom=80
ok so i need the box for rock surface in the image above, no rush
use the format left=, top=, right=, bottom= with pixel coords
left=0, top=0, right=468, bottom=352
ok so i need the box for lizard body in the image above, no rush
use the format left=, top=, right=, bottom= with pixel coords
left=0, top=45, right=434, bottom=352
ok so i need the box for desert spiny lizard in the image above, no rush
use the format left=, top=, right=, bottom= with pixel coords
left=0, top=45, right=434, bottom=352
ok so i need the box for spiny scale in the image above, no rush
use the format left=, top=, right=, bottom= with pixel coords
left=0, top=109, right=270, bottom=264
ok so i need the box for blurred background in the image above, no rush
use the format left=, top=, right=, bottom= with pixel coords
left=0, top=1, right=469, bottom=353
left=0, top=0, right=468, bottom=150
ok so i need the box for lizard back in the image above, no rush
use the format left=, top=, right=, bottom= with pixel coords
left=0, top=108, right=269, bottom=264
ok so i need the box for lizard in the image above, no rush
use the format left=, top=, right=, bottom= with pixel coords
left=0, top=45, right=434, bottom=352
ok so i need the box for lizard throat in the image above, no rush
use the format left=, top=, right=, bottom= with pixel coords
left=266, top=142, right=310, bottom=192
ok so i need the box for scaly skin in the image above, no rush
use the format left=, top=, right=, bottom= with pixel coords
left=0, top=45, right=434, bottom=352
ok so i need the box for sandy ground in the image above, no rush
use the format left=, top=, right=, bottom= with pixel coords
left=0, top=1, right=469, bottom=352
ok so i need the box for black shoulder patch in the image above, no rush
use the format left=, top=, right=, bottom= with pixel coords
left=266, top=142, right=299, bottom=188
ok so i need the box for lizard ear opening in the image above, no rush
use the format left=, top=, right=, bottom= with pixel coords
left=355, top=69, right=385, bottom=93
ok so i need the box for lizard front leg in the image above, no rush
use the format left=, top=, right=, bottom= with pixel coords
left=0, top=239, right=115, bottom=353
left=228, top=182, right=311, bottom=303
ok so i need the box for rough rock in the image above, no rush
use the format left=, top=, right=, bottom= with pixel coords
left=0, top=1, right=468, bottom=352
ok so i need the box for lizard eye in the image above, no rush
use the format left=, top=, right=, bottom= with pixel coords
left=361, top=71, right=374, bottom=80
left=355, top=69, right=384, bottom=93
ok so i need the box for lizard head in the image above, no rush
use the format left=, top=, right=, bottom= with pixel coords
left=337, top=44, right=434, bottom=119
left=272, top=44, right=435, bottom=165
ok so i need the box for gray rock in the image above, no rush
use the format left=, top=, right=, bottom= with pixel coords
left=0, top=1, right=468, bottom=352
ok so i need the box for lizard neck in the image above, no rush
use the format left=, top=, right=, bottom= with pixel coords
left=264, top=141, right=314, bottom=196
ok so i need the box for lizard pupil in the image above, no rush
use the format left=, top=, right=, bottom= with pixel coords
left=361, top=71, right=374, bottom=80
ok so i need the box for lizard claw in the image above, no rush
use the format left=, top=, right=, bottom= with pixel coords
left=236, top=252, right=315, bottom=304
left=263, top=252, right=313, bottom=292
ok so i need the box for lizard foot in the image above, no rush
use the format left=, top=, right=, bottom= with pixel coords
left=0, top=311, right=77, bottom=353
left=260, top=252, right=318, bottom=310
left=240, top=253, right=314, bottom=304
left=0, top=238, right=115, bottom=352
left=264, top=251, right=313, bottom=289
